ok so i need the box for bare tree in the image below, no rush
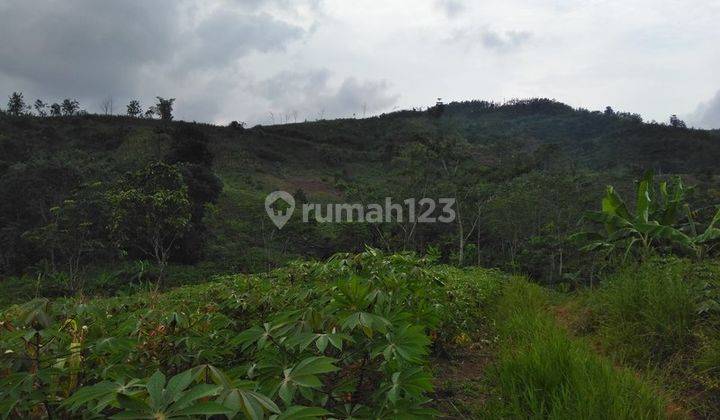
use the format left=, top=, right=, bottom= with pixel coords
left=100, top=96, right=114, bottom=115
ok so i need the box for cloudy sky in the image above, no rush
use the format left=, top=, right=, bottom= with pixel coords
left=1, top=0, right=719, bottom=127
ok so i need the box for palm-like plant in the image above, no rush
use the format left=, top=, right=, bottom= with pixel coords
left=574, top=172, right=720, bottom=261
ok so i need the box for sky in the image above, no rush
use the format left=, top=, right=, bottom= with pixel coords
left=1, top=0, right=719, bottom=128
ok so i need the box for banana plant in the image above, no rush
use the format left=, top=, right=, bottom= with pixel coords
left=685, top=204, right=720, bottom=260
left=573, top=172, right=692, bottom=261
left=574, top=171, right=720, bottom=261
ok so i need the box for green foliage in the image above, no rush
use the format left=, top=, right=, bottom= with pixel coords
left=0, top=250, right=504, bottom=418
left=571, top=257, right=720, bottom=418
left=126, top=99, right=142, bottom=118
left=156, top=97, right=176, bottom=121
left=6, top=92, right=26, bottom=116
left=490, top=279, right=667, bottom=419
left=23, top=182, right=109, bottom=291
left=575, top=172, right=688, bottom=258
left=575, top=171, right=720, bottom=262
left=107, top=161, right=192, bottom=283
left=588, top=258, right=708, bottom=364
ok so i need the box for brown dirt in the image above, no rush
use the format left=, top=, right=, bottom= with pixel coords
left=431, top=343, right=496, bottom=418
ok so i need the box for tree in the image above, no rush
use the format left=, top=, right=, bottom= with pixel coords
left=107, top=162, right=191, bottom=287
left=604, top=106, right=614, bottom=116
left=669, top=114, right=687, bottom=128
left=100, top=96, right=113, bottom=115
left=50, top=103, right=62, bottom=117
left=155, top=97, right=175, bottom=121
left=7, top=92, right=26, bottom=116
left=126, top=99, right=142, bottom=117
left=23, top=184, right=108, bottom=292
left=396, top=126, right=483, bottom=265
left=144, top=106, right=157, bottom=119
left=34, top=99, right=47, bottom=117
left=61, top=98, right=80, bottom=116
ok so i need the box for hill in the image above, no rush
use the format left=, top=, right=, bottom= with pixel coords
left=2, top=98, right=720, bottom=295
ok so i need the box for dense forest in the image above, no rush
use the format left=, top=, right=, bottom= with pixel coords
left=2, top=95, right=720, bottom=418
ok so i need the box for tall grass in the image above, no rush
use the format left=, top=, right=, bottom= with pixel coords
left=490, top=279, right=669, bottom=419
left=590, top=258, right=699, bottom=364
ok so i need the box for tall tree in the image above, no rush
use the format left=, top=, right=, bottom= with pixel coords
left=7, top=92, right=26, bottom=116
left=34, top=99, right=47, bottom=117
left=126, top=99, right=142, bottom=117
left=155, top=97, right=175, bottom=121
left=23, top=184, right=108, bottom=292
left=100, top=96, right=114, bottom=115
left=107, top=162, right=191, bottom=287
left=61, top=99, right=80, bottom=116
left=49, top=103, right=62, bottom=117
left=669, top=114, right=687, bottom=128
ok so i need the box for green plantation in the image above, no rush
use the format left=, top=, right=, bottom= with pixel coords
left=0, top=250, right=499, bottom=418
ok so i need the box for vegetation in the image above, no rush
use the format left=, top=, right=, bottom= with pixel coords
left=0, top=250, right=503, bottom=418
left=2, top=95, right=720, bottom=417
left=490, top=279, right=667, bottom=419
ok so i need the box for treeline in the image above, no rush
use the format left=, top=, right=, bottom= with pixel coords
left=3, top=91, right=176, bottom=120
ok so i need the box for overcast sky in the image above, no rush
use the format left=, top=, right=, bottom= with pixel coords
left=1, top=0, right=719, bottom=128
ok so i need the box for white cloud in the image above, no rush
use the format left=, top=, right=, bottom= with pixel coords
left=435, top=0, right=465, bottom=18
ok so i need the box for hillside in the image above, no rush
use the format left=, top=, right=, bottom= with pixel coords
left=3, top=100, right=720, bottom=418
left=2, top=98, right=720, bottom=295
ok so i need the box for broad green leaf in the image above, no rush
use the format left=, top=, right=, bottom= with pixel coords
left=172, top=401, right=230, bottom=417
left=635, top=172, right=652, bottom=223
left=145, top=371, right=165, bottom=409
left=163, top=369, right=193, bottom=406
left=274, top=406, right=331, bottom=420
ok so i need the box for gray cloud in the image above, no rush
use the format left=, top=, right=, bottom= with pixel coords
left=0, top=0, right=311, bottom=121
left=448, top=27, right=533, bottom=53
left=481, top=30, right=533, bottom=52
left=183, top=11, right=304, bottom=69
left=435, top=0, right=465, bottom=18
left=250, top=69, right=399, bottom=122
left=690, top=90, right=720, bottom=129
left=0, top=0, right=179, bottom=98
left=1, top=1, right=717, bottom=126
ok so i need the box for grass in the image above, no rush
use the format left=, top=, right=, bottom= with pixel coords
left=588, top=258, right=700, bottom=364
left=486, top=278, right=671, bottom=419
left=572, top=258, right=720, bottom=418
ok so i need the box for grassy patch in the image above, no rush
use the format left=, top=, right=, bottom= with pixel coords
left=487, top=279, right=670, bottom=419
left=579, top=258, right=720, bottom=417
left=589, top=259, right=700, bottom=364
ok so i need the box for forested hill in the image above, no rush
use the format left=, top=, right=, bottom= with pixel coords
left=2, top=98, right=720, bottom=292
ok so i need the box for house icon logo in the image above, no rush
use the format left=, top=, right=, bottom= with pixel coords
left=264, top=191, right=295, bottom=229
